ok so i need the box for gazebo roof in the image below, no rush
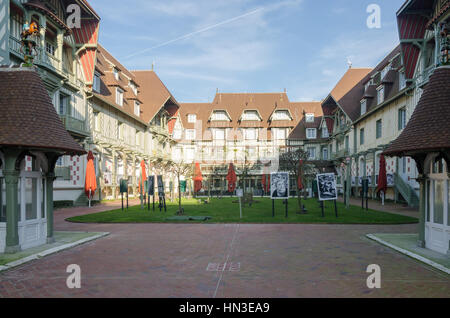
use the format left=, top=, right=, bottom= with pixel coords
left=0, top=67, right=86, bottom=155
left=384, top=66, right=450, bottom=157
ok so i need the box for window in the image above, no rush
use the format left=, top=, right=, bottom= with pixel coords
left=211, top=111, right=229, bottom=121
left=186, top=129, right=196, bottom=140
left=45, top=42, right=55, bottom=56
left=129, top=81, right=137, bottom=95
left=399, top=71, right=406, bottom=90
left=306, top=128, right=317, bottom=139
left=59, top=93, right=69, bottom=115
left=377, top=86, right=384, bottom=105
left=322, top=126, right=329, bottom=138
left=116, top=88, right=124, bottom=106
left=93, top=73, right=101, bottom=92
left=360, top=128, right=365, bottom=145
left=188, top=114, right=197, bottom=123
left=185, top=148, right=195, bottom=162
left=307, top=147, right=316, bottom=160
left=272, top=110, right=291, bottom=121
left=305, top=113, right=314, bottom=123
left=381, top=64, right=390, bottom=79
left=113, top=68, right=119, bottom=80
left=360, top=99, right=367, bottom=115
left=172, top=129, right=182, bottom=140
left=244, top=128, right=257, bottom=140
left=117, top=122, right=123, bottom=140
left=242, top=110, right=260, bottom=121
left=376, top=119, right=382, bottom=139
left=134, top=102, right=140, bottom=117
left=322, top=148, right=329, bottom=160
left=345, top=135, right=349, bottom=151
left=93, top=112, right=100, bottom=131
left=136, top=131, right=141, bottom=146
left=214, top=129, right=225, bottom=140
left=398, top=107, right=406, bottom=130
left=274, top=128, right=286, bottom=140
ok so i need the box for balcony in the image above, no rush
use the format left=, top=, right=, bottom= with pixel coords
left=416, top=65, right=435, bottom=88
left=59, top=114, right=89, bottom=137
left=9, top=36, right=81, bottom=88
left=331, top=149, right=350, bottom=160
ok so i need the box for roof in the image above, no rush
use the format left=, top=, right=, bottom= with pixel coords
left=92, top=45, right=147, bottom=125
left=0, top=68, right=85, bottom=155
left=288, top=116, right=325, bottom=141
left=330, top=68, right=373, bottom=101
left=384, top=66, right=450, bottom=157
left=336, top=45, right=402, bottom=122
left=132, top=70, right=180, bottom=123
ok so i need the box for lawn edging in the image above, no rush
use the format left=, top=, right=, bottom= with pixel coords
left=366, top=234, right=450, bottom=275
left=0, top=232, right=110, bottom=273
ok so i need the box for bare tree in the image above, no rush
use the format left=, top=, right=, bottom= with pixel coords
left=164, top=158, right=193, bottom=214
left=278, top=148, right=309, bottom=212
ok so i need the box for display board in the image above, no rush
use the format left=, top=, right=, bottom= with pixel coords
left=316, top=173, right=338, bottom=201
left=270, top=172, right=289, bottom=200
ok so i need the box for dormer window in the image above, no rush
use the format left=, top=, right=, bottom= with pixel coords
left=381, top=64, right=390, bottom=79
left=272, top=110, right=291, bottom=121
left=377, top=85, right=384, bottom=105
left=361, top=99, right=367, bottom=115
left=93, top=72, right=101, bottom=92
left=129, top=81, right=137, bottom=95
left=399, top=70, right=406, bottom=90
left=211, top=110, right=230, bottom=121
left=134, top=101, right=140, bottom=117
left=242, top=110, right=261, bottom=121
left=116, top=88, right=124, bottom=106
left=113, top=68, right=119, bottom=80
left=188, top=114, right=197, bottom=123
left=305, top=113, right=314, bottom=123
left=322, top=126, right=329, bottom=138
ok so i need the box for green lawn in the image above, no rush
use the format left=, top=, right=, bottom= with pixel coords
left=66, top=197, right=418, bottom=224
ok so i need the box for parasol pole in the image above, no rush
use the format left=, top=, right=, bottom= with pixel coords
left=89, top=189, right=91, bottom=208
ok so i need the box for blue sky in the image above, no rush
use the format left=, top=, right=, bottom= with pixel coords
left=90, top=0, right=405, bottom=103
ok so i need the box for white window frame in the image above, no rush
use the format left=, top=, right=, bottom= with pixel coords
left=306, top=128, right=317, bottom=139
left=272, top=110, right=291, bottom=121
left=186, top=129, right=196, bottom=140
left=307, top=147, right=316, bottom=160
left=322, top=148, right=328, bottom=160
left=93, top=72, right=101, bottom=92
left=134, top=101, right=140, bottom=117
left=113, top=68, right=119, bottom=80
left=245, top=128, right=257, bottom=140
left=399, top=70, right=406, bottom=90
left=187, top=114, right=197, bottom=123
left=322, top=125, right=329, bottom=138
left=214, top=129, right=225, bottom=141
left=211, top=111, right=229, bottom=121
left=360, top=99, right=367, bottom=115
left=377, top=85, right=384, bottom=105
left=242, top=110, right=260, bottom=121
left=116, top=88, right=124, bottom=106
left=305, top=113, right=315, bottom=123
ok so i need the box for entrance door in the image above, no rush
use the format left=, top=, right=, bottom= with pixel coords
left=425, top=160, right=449, bottom=255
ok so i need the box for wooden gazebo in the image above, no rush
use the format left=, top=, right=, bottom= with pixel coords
left=384, top=66, right=450, bottom=255
left=0, top=67, right=85, bottom=253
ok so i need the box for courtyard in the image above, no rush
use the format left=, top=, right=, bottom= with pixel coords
left=0, top=201, right=448, bottom=298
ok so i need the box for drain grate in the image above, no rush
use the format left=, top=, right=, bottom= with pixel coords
left=206, top=262, right=240, bottom=272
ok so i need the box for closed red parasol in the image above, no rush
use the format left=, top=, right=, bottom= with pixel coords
left=140, top=160, right=147, bottom=194
left=226, top=163, right=237, bottom=192
left=193, top=162, right=203, bottom=193
left=377, top=155, right=387, bottom=194
left=84, top=151, right=97, bottom=207
left=297, top=159, right=304, bottom=190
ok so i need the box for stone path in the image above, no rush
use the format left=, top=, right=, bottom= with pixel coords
left=0, top=201, right=448, bottom=298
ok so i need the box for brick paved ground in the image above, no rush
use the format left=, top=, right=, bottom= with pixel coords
left=0, top=201, right=448, bottom=298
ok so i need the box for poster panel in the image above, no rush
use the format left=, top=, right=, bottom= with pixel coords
left=316, top=173, right=338, bottom=201
left=270, top=172, right=289, bottom=200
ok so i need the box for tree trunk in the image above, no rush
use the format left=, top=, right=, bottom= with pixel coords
left=178, top=173, right=182, bottom=214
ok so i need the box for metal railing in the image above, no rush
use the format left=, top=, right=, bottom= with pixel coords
left=60, top=115, right=88, bottom=136
left=394, top=173, right=419, bottom=207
